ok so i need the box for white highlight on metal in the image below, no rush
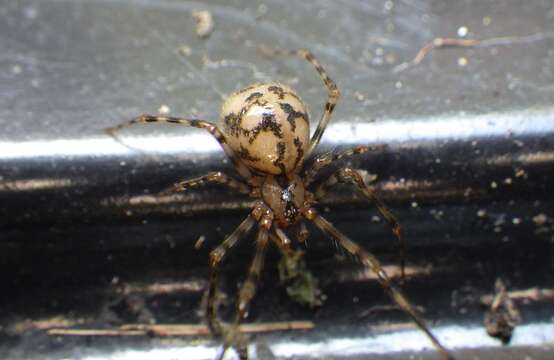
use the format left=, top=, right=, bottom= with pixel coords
left=0, top=107, right=552, bottom=160
left=324, top=107, right=554, bottom=146
left=73, top=345, right=217, bottom=360
left=0, top=134, right=222, bottom=160
left=71, top=322, right=554, bottom=360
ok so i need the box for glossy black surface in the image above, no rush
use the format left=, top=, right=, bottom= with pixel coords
left=1, top=0, right=553, bottom=359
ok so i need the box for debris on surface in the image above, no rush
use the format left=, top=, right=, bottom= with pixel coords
left=178, top=45, right=192, bottom=56
left=483, top=278, right=521, bottom=344
left=394, top=32, right=554, bottom=72
left=278, top=249, right=324, bottom=308
left=532, top=213, right=548, bottom=226
left=481, top=285, right=554, bottom=305
left=531, top=213, right=553, bottom=234
left=158, top=104, right=170, bottom=114
left=194, top=234, right=206, bottom=249
left=48, top=321, right=314, bottom=337
left=192, top=10, right=214, bottom=38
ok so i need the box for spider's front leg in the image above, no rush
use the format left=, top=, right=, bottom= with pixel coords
left=314, top=166, right=405, bottom=279
left=304, top=208, right=454, bottom=360
left=105, top=115, right=252, bottom=179
left=258, top=47, right=340, bottom=160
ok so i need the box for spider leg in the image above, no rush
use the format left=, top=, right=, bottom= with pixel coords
left=272, top=221, right=308, bottom=249
left=105, top=115, right=252, bottom=179
left=217, top=226, right=270, bottom=360
left=296, top=221, right=309, bottom=244
left=258, top=48, right=340, bottom=160
left=304, top=208, right=454, bottom=360
left=314, top=167, right=405, bottom=280
left=304, top=145, right=372, bottom=186
left=269, top=232, right=290, bottom=261
left=207, top=211, right=258, bottom=338
left=160, top=171, right=252, bottom=196
left=273, top=227, right=294, bottom=255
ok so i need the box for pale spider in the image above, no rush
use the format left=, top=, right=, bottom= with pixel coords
left=107, top=49, right=453, bottom=360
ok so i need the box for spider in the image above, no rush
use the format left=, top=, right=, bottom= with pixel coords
left=107, top=48, right=453, bottom=360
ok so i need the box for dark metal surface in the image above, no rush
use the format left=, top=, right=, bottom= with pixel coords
left=1, top=0, right=554, bottom=359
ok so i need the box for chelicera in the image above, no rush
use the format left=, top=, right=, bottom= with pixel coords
left=107, top=48, right=453, bottom=360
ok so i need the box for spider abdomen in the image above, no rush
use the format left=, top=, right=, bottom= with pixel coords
left=219, top=83, right=310, bottom=175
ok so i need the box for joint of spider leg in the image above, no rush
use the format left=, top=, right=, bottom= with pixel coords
left=275, top=227, right=292, bottom=246
left=206, top=172, right=225, bottom=183
left=361, top=254, right=389, bottom=285
left=209, top=249, right=225, bottom=267
left=297, top=224, right=309, bottom=243
left=249, top=188, right=262, bottom=198
left=296, top=49, right=310, bottom=58
left=326, top=82, right=340, bottom=98
left=392, top=224, right=403, bottom=239
left=140, top=115, right=159, bottom=123
left=238, top=284, right=256, bottom=313
left=251, top=201, right=267, bottom=221
left=131, top=115, right=145, bottom=123
left=353, top=145, right=369, bottom=155
left=303, top=207, right=318, bottom=220
left=259, top=214, right=273, bottom=229
left=340, top=167, right=355, bottom=178
left=196, top=121, right=214, bottom=132
left=304, top=190, right=315, bottom=204
left=316, top=154, right=332, bottom=165
left=341, top=168, right=365, bottom=186
left=376, top=269, right=393, bottom=287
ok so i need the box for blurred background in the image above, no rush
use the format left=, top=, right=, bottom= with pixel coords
left=1, top=0, right=553, bottom=359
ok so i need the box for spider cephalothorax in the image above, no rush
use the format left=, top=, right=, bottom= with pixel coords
left=107, top=48, right=453, bottom=360
left=261, top=174, right=308, bottom=227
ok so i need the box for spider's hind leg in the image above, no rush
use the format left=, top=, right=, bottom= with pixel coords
left=207, top=213, right=257, bottom=339
left=217, top=226, right=271, bottom=360
left=304, top=208, right=454, bottom=360
left=209, top=203, right=272, bottom=360
left=314, top=166, right=405, bottom=280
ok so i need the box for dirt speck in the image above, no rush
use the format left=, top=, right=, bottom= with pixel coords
left=192, top=10, right=214, bottom=38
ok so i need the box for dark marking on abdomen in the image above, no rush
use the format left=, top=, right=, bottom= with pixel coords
left=273, top=142, right=287, bottom=174
left=293, top=136, right=304, bottom=170
left=223, top=112, right=242, bottom=137
left=238, top=145, right=261, bottom=161
left=248, top=113, right=283, bottom=144
left=245, top=92, right=263, bottom=103
left=279, top=102, right=308, bottom=132
left=268, top=85, right=285, bottom=99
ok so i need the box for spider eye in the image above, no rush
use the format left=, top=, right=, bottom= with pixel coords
left=281, top=189, right=293, bottom=202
